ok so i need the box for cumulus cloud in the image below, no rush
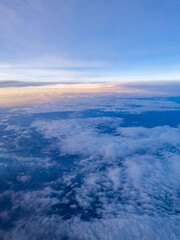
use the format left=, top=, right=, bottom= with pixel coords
left=1, top=94, right=180, bottom=239
left=32, top=118, right=180, bottom=219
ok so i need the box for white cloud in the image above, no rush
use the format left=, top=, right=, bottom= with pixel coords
left=1, top=96, right=180, bottom=239
left=31, top=118, right=180, bottom=220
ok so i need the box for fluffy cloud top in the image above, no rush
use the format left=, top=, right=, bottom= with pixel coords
left=1, top=95, right=180, bottom=239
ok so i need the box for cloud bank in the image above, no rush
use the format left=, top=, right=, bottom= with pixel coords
left=0, top=93, right=180, bottom=239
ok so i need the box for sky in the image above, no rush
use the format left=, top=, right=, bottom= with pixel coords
left=0, top=0, right=180, bottom=82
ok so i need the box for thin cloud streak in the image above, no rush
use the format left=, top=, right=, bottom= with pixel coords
left=0, top=63, right=180, bottom=83
left=0, top=80, right=60, bottom=88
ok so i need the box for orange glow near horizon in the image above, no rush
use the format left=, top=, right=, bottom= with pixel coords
left=0, top=83, right=144, bottom=108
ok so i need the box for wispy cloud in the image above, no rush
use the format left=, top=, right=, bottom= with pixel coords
left=0, top=80, right=59, bottom=88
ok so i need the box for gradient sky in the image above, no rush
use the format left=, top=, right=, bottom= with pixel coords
left=0, top=0, right=180, bottom=82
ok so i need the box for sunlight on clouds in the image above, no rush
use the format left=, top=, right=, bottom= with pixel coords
left=2, top=81, right=180, bottom=108
left=0, top=83, right=141, bottom=107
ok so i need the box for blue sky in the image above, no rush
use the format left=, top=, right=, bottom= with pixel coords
left=0, top=0, right=180, bottom=82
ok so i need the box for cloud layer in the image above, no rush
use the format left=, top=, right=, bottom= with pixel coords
left=0, top=94, right=180, bottom=239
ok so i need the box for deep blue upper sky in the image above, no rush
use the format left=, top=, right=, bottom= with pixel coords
left=0, top=0, right=180, bottom=82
